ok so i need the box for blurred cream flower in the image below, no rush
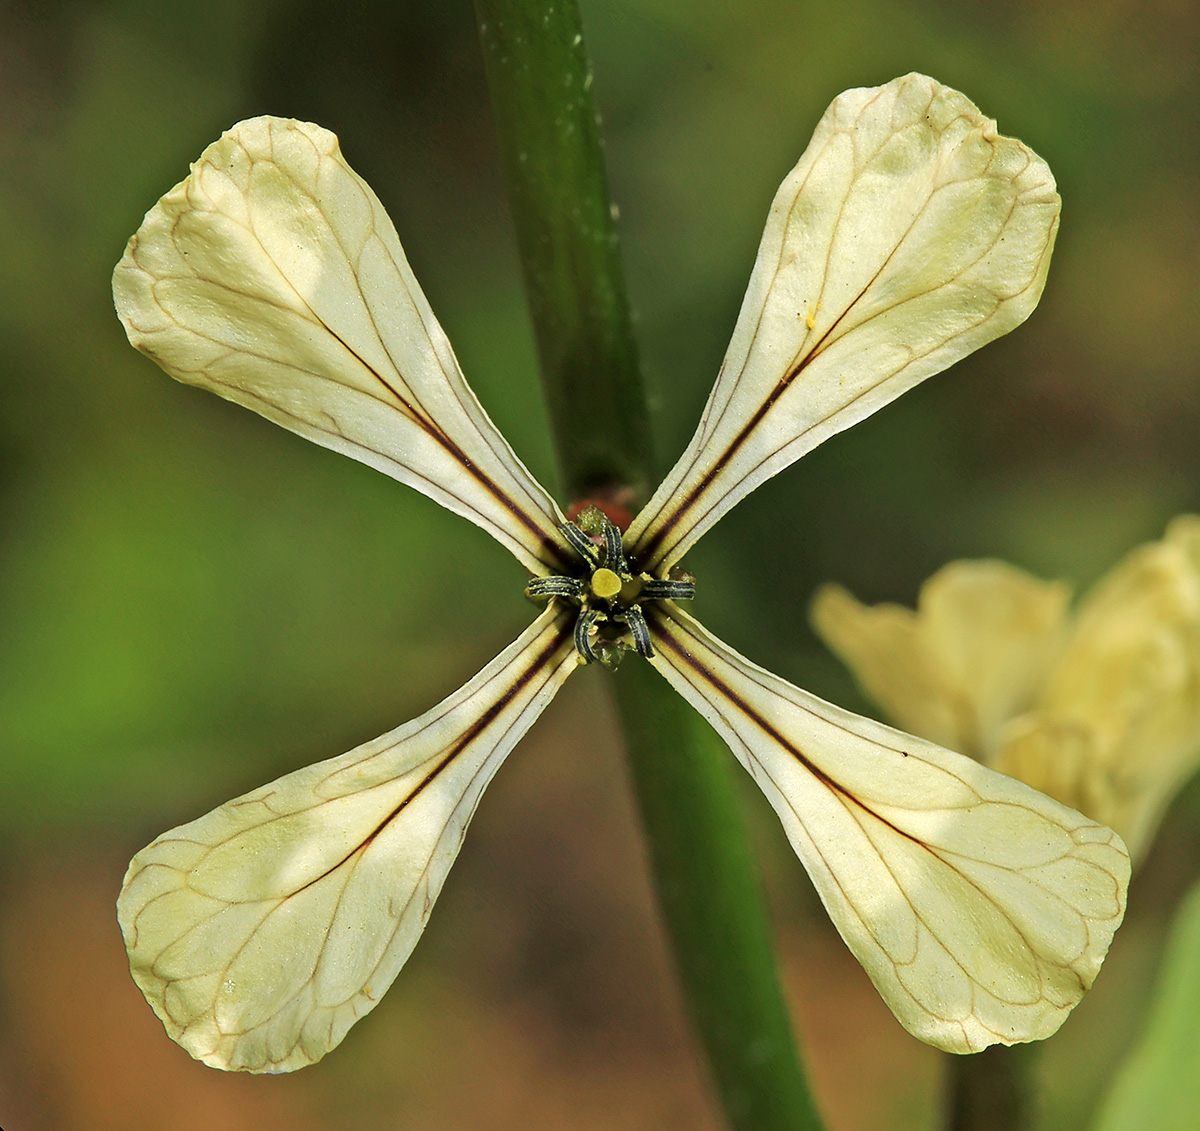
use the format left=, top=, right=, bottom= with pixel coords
left=813, top=517, right=1200, bottom=862
left=113, top=75, right=1129, bottom=1073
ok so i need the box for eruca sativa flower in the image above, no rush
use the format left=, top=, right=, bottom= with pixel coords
left=526, top=506, right=695, bottom=668
left=112, top=74, right=1129, bottom=1073
left=814, top=516, right=1200, bottom=864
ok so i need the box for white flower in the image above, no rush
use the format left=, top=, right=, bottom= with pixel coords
left=113, top=74, right=1128, bottom=1073
left=813, top=518, right=1200, bottom=862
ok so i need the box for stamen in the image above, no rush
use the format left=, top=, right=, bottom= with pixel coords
left=527, top=575, right=585, bottom=600
left=621, top=604, right=654, bottom=658
left=602, top=521, right=627, bottom=573
left=561, top=521, right=603, bottom=568
left=574, top=605, right=606, bottom=663
left=640, top=578, right=696, bottom=601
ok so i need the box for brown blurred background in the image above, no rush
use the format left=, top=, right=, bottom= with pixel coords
left=1, top=1, right=1197, bottom=1128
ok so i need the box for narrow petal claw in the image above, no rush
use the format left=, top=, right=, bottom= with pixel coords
left=116, top=607, right=576, bottom=1073
left=628, top=74, right=1061, bottom=570
left=647, top=604, right=1129, bottom=1053
left=112, top=116, right=571, bottom=574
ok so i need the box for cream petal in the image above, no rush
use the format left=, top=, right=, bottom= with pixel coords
left=117, top=607, right=577, bottom=1073
left=998, top=517, right=1200, bottom=860
left=113, top=116, right=571, bottom=575
left=811, top=562, right=1072, bottom=759
left=916, top=562, right=1071, bottom=757
left=628, top=75, right=1060, bottom=570
left=810, top=582, right=962, bottom=754
left=647, top=605, right=1128, bottom=1053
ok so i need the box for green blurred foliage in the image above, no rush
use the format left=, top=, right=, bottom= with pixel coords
left=1093, top=876, right=1200, bottom=1131
left=0, top=1, right=1197, bottom=1129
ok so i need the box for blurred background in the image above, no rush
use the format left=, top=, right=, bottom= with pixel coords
left=1, top=0, right=1197, bottom=1128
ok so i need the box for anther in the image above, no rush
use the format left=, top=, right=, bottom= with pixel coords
left=561, top=521, right=603, bottom=568
left=620, top=604, right=654, bottom=658
left=574, top=605, right=606, bottom=663
left=526, top=575, right=585, bottom=600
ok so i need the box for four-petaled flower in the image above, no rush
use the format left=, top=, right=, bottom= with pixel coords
left=113, top=74, right=1129, bottom=1074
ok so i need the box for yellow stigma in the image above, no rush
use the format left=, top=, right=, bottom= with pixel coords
left=590, top=568, right=622, bottom=600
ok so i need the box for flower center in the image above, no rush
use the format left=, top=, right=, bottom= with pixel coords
left=526, top=505, right=695, bottom=668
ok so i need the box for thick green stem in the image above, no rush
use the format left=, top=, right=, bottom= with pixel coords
left=475, top=0, right=651, bottom=503
left=474, top=3, right=821, bottom=1129
left=613, top=668, right=823, bottom=1131
left=944, top=1046, right=1032, bottom=1131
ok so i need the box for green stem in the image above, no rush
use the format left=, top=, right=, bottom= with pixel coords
left=944, top=1047, right=1033, bottom=1131
left=475, top=3, right=821, bottom=1129
left=613, top=669, right=823, bottom=1131
left=475, top=0, right=652, bottom=503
